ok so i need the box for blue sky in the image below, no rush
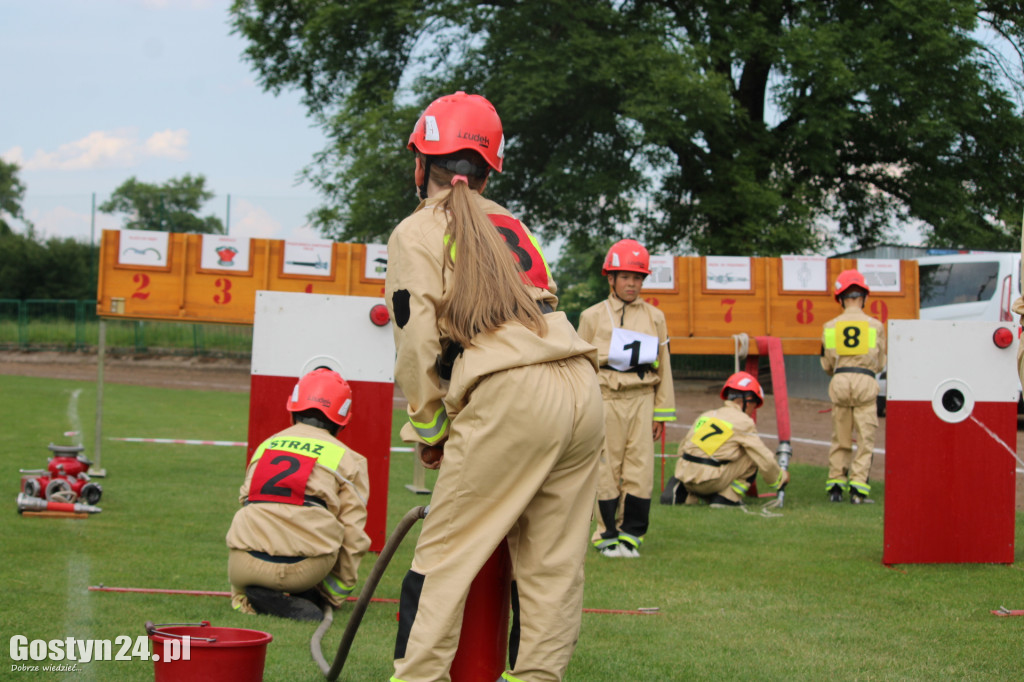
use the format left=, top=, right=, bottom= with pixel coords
left=1, top=0, right=327, bottom=243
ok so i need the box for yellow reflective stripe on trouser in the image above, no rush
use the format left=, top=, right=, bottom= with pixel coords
left=826, top=478, right=849, bottom=492
left=250, top=436, right=345, bottom=470
left=731, top=479, right=751, bottom=495
left=502, top=672, right=527, bottom=682
left=654, top=408, right=677, bottom=421
left=618, top=532, right=642, bottom=548
left=410, top=406, right=449, bottom=444
left=321, top=574, right=354, bottom=598
left=390, top=678, right=410, bottom=682
left=849, top=480, right=871, bottom=495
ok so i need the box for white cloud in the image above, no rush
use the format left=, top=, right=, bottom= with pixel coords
left=5, top=128, right=191, bottom=172
left=144, top=129, right=189, bottom=161
left=229, top=198, right=320, bottom=241
left=229, top=199, right=285, bottom=239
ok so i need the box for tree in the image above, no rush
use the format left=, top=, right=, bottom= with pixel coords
left=99, top=174, right=224, bottom=234
left=230, top=1, right=1024, bottom=255
left=0, top=230, right=98, bottom=300
left=0, top=159, right=31, bottom=236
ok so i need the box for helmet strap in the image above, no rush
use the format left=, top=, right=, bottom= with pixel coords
left=417, top=156, right=432, bottom=201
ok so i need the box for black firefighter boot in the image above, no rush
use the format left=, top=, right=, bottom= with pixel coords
left=596, top=498, right=621, bottom=557
left=618, top=494, right=651, bottom=557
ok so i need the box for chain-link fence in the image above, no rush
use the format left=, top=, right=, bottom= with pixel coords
left=0, top=300, right=252, bottom=358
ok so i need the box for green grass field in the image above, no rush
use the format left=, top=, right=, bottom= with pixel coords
left=2, top=373, right=1024, bottom=681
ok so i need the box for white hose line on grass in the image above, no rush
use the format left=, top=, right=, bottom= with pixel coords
left=66, top=388, right=83, bottom=448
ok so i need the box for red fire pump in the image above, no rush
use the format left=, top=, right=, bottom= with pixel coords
left=20, top=444, right=103, bottom=506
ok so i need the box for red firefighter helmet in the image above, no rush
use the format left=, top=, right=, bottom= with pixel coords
left=408, top=91, right=505, bottom=173
left=286, top=368, right=354, bottom=427
left=602, top=239, right=651, bottom=276
left=720, top=371, right=764, bottom=407
left=834, top=269, right=870, bottom=302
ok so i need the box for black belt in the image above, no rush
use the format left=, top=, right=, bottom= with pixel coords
left=437, top=299, right=554, bottom=380
left=243, top=494, right=328, bottom=510
left=600, top=364, right=653, bottom=375
left=683, top=453, right=723, bottom=467
left=834, top=367, right=876, bottom=378
left=247, top=550, right=306, bottom=564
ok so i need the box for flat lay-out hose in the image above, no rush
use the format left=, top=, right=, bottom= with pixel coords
left=312, top=505, right=428, bottom=680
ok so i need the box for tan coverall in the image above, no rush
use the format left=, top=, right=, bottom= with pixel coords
left=675, top=401, right=784, bottom=503
left=1013, top=296, right=1024, bottom=385
left=385, top=189, right=604, bottom=682
left=225, top=422, right=370, bottom=613
left=578, top=294, right=675, bottom=550
left=820, top=307, right=887, bottom=497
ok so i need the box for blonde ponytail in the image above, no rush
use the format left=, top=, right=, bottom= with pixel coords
left=433, top=167, right=547, bottom=348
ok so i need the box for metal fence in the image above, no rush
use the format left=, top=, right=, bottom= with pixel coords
left=0, top=300, right=253, bottom=358
left=0, top=299, right=783, bottom=387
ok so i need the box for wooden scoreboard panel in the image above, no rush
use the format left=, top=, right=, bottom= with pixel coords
left=96, top=230, right=386, bottom=324
left=97, top=230, right=919, bottom=357
left=640, top=256, right=918, bottom=356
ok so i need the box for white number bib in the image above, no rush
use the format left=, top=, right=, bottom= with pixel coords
left=607, top=327, right=659, bottom=371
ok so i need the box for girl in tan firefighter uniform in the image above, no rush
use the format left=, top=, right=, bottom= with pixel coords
left=668, top=371, right=788, bottom=506
left=225, top=368, right=370, bottom=622
left=385, top=92, right=604, bottom=682
left=1014, top=296, right=1024, bottom=385
left=821, top=269, right=887, bottom=504
left=577, top=239, right=676, bottom=557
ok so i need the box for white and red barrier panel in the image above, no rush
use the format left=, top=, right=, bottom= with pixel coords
left=883, top=320, right=1018, bottom=564
left=249, top=291, right=395, bottom=552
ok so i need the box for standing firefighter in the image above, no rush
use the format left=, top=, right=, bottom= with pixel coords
left=385, top=91, right=605, bottom=682
left=225, top=368, right=370, bottom=621
left=578, top=239, right=676, bottom=557
left=667, top=371, right=788, bottom=507
left=821, top=269, right=887, bottom=504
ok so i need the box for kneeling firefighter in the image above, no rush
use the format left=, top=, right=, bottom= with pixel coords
left=225, top=368, right=370, bottom=622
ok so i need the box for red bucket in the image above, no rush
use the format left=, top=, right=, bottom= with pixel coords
left=146, top=621, right=272, bottom=682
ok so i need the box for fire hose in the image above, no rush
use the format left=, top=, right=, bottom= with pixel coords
left=311, top=505, right=427, bottom=680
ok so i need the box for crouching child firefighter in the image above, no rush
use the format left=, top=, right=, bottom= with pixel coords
left=578, top=239, right=676, bottom=557
left=225, top=367, right=370, bottom=621
left=662, top=371, right=788, bottom=507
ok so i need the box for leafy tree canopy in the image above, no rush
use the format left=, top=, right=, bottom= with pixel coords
left=99, top=174, right=224, bottom=234
left=0, top=158, right=30, bottom=236
left=0, top=230, right=98, bottom=300
left=230, top=0, right=1024, bottom=255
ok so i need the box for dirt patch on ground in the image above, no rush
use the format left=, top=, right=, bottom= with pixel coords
left=3, top=350, right=1022, bottom=506
left=0, top=350, right=251, bottom=392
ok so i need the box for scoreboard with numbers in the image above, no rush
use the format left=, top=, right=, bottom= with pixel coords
left=96, top=229, right=388, bottom=325
left=97, top=229, right=919, bottom=356
left=638, top=255, right=919, bottom=355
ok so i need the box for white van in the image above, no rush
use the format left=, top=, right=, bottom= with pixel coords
left=877, top=251, right=1021, bottom=416
left=917, top=251, right=1021, bottom=322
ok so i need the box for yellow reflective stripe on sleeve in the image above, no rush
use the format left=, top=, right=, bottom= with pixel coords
left=250, top=437, right=345, bottom=470
left=524, top=229, right=552, bottom=281
left=654, top=408, right=677, bottom=422
left=824, top=328, right=836, bottom=349
left=390, top=678, right=410, bottom=682
left=502, top=673, right=527, bottom=682
left=410, top=406, right=449, bottom=444
left=321, top=574, right=354, bottom=598
left=868, top=327, right=877, bottom=348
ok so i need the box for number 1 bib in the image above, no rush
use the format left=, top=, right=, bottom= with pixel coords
left=605, top=301, right=659, bottom=371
